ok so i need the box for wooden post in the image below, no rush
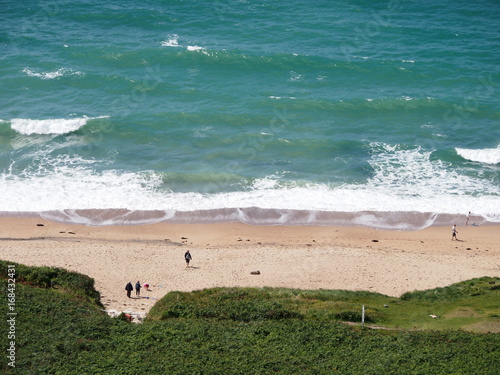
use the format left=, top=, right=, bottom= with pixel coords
left=362, top=305, right=365, bottom=327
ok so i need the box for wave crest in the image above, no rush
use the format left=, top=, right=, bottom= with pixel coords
left=22, top=67, right=83, bottom=80
left=456, top=146, right=500, bottom=165
left=9, top=116, right=109, bottom=135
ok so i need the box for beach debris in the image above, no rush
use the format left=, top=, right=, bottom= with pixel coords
left=371, top=239, right=379, bottom=242
left=36, top=223, right=44, bottom=226
left=181, top=236, right=188, bottom=239
left=68, top=231, right=75, bottom=234
left=250, top=270, right=261, bottom=275
left=384, top=304, right=389, bottom=308
left=122, top=309, right=145, bottom=323
left=101, top=309, right=119, bottom=318
left=102, top=309, right=146, bottom=323
left=124, top=314, right=133, bottom=322
left=429, top=314, right=439, bottom=319
left=466, top=248, right=471, bottom=250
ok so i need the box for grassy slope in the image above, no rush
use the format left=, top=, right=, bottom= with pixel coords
left=147, top=279, right=500, bottom=332
left=1, top=260, right=499, bottom=374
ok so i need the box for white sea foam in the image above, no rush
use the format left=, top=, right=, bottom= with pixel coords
left=0, top=154, right=164, bottom=213
left=1, top=143, right=498, bottom=226
left=456, top=146, right=500, bottom=165
left=160, top=35, right=206, bottom=53
left=1, top=171, right=498, bottom=226
left=366, top=143, right=498, bottom=198
left=192, top=126, right=213, bottom=138
left=10, top=116, right=109, bottom=135
left=288, top=71, right=303, bottom=81
left=23, top=67, right=83, bottom=79
left=269, top=96, right=296, bottom=100
left=186, top=45, right=205, bottom=51
left=160, top=34, right=179, bottom=47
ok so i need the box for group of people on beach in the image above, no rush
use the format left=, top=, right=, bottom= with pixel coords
left=123, top=216, right=472, bottom=299
left=125, top=281, right=149, bottom=298
left=124, top=250, right=193, bottom=298
left=124, top=215, right=472, bottom=299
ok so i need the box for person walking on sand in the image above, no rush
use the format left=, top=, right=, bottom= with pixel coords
left=135, top=281, right=141, bottom=296
left=451, top=224, right=458, bottom=240
left=125, top=281, right=134, bottom=298
left=466, top=212, right=471, bottom=226
left=184, top=250, right=192, bottom=268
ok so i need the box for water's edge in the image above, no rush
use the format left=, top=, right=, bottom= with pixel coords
left=0, top=208, right=491, bottom=231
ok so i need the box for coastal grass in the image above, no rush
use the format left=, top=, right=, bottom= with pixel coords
left=147, top=279, right=500, bottom=332
left=1, top=260, right=499, bottom=374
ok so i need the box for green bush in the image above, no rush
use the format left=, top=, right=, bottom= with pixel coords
left=0, top=260, right=101, bottom=306
left=155, top=288, right=302, bottom=321
left=401, top=277, right=500, bottom=301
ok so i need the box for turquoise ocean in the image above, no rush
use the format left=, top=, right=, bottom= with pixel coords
left=1, top=0, right=499, bottom=229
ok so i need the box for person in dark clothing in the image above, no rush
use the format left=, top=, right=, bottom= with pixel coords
left=185, top=250, right=192, bottom=268
left=125, top=282, right=133, bottom=298
left=135, top=281, right=141, bottom=296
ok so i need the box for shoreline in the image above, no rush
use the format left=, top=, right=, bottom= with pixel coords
left=0, top=208, right=494, bottom=230
left=1, top=217, right=499, bottom=321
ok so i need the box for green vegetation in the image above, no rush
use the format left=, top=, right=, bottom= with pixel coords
left=149, top=279, right=500, bottom=332
left=3, top=261, right=101, bottom=306
left=1, top=260, right=499, bottom=374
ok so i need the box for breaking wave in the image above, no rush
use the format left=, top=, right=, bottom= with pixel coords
left=22, top=67, right=83, bottom=80
left=456, top=146, right=500, bottom=165
left=9, top=116, right=109, bottom=135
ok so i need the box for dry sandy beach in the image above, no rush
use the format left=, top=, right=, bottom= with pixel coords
left=1, top=217, right=499, bottom=320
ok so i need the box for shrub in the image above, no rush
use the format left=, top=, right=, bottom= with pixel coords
left=401, top=277, right=500, bottom=302
left=0, top=260, right=101, bottom=306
